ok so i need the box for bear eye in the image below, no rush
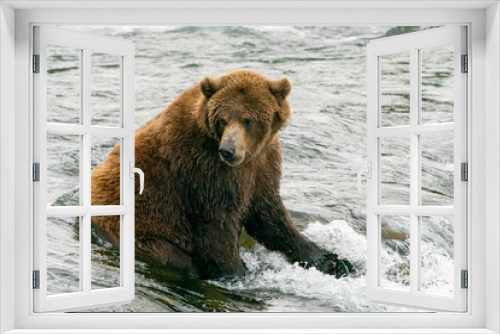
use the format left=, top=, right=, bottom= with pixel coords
left=243, top=118, right=253, bottom=131
left=219, top=119, right=227, bottom=128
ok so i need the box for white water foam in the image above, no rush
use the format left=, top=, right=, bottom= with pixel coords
left=213, top=220, right=453, bottom=312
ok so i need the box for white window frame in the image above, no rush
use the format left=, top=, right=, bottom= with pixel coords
left=366, top=26, right=468, bottom=312
left=0, top=1, right=499, bottom=333
left=33, top=25, right=136, bottom=312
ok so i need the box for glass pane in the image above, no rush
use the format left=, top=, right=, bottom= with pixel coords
left=91, top=216, right=121, bottom=290
left=421, top=44, right=454, bottom=124
left=380, top=137, right=410, bottom=205
left=421, top=216, right=454, bottom=296
left=91, top=137, right=121, bottom=205
left=91, top=53, right=121, bottom=127
left=91, top=137, right=121, bottom=206
left=47, top=216, right=80, bottom=295
left=380, top=215, right=410, bottom=291
left=47, top=134, right=80, bottom=206
left=47, top=45, right=81, bottom=124
left=421, top=133, right=454, bottom=206
left=380, top=51, right=410, bottom=127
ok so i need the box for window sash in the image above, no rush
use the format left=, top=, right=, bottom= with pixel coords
left=32, top=25, right=136, bottom=313
left=366, top=26, right=468, bottom=312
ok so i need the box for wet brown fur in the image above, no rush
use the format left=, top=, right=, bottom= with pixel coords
left=91, top=70, right=329, bottom=278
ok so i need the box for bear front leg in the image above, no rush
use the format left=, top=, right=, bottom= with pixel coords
left=192, top=218, right=246, bottom=279
left=244, top=196, right=353, bottom=278
left=243, top=197, right=323, bottom=266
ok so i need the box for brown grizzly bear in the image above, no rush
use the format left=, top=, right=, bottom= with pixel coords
left=91, top=70, right=352, bottom=279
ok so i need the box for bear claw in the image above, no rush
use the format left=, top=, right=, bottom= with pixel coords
left=316, top=253, right=355, bottom=279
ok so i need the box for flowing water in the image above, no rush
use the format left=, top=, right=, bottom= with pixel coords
left=45, top=26, right=454, bottom=312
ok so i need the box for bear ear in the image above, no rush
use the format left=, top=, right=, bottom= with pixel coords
left=268, top=77, right=292, bottom=100
left=272, top=105, right=291, bottom=134
left=200, top=76, right=219, bottom=99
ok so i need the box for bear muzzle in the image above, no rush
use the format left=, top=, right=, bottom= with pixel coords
left=218, top=144, right=244, bottom=166
left=219, top=145, right=235, bottom=160
left=219, top=127, right=245, bottom=166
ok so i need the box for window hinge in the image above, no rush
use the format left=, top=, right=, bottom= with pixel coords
left=33, top=270, right=40, bottom=289
left=461, top=162, right=468, bottom=181
left=33, top=54, right=40, bottom=73
left=461, top=54, right=468, bottom=73
left=33, top=163, right=40, bottom=182
left=461, top=270, right=468, bottom=289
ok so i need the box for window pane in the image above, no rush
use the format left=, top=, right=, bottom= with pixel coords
left=47, top=134, right=80, bottom=206
left=91, top=53, right=121, bottom=127
left=421, top=44, right=454, bottom=124
left=380, top=51, right=410, bottom=127
left=91, top=216, right=121, bottom=290
left=46, top=45, right=81, bottom=124
left=421, top=133, right=454, bottom=206
left=91, top=137, right=121, bottom=206
left=380, top=215, right=410, bottom=291
left=380, top=137, right=410, bottom=205
left=47, top=216, right=81, bottom=295
left=420, top=216, right=454, bottom=296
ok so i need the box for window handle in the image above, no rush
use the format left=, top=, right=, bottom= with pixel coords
left=357, top=160, right=372, bottom=195
left=129, top=162, right=145, bottom=195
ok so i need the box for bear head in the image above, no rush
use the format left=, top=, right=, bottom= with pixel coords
left=196, top=70, right=292, bottom=167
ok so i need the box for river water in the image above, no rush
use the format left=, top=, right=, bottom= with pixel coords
left=45, top=26, right=454, bottom=312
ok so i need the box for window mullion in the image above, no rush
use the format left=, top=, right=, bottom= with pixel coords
left=81, top=214, right=91, bottom=294
left=409, top=47, right=420, bottom=294
left=81, top=47, right=92, bottom=294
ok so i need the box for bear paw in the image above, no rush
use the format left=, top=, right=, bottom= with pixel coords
left=315, top=253, right=356, bottom=279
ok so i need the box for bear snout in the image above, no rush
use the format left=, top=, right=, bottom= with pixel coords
left=218, top=143, right=244, bottom=166
left=219, top=145, right=235, bottom=160
left=219, top=126, right=245, bottom=166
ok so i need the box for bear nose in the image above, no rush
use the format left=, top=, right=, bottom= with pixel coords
left=218, top=145, right=235, bottom=160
